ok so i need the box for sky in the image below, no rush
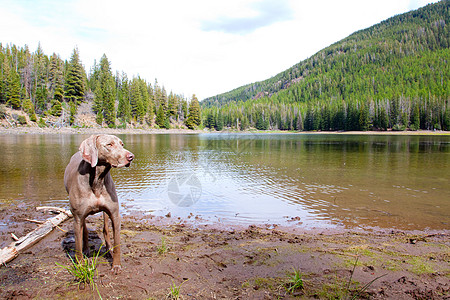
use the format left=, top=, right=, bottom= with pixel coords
left=0, top=0, right=439, bottom=100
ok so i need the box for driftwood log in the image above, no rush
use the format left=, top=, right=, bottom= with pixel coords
left=0, top=206, right=72, bottom=266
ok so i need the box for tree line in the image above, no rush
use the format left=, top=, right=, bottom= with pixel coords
left=202, top=1, right=450, bottom=131
left=0, top=43, right=201, bottom=129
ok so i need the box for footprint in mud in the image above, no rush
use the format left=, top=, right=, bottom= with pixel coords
left=61, top=230, right=111, bottom=261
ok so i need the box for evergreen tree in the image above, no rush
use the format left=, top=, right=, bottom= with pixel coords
left=117, top=72, right=131, bottom=123
left=48, top=53, right=64, bottom=97
left=443, top=108, right=450, bottom=131
left=206, top=112, right=215, bottom=129
left=215, top=111, right=224, bottom=131
left=65, top=47, right=85, bottom=104
left=50, top=99, right=62, bottom=117
left=0, top=60, right=6, bottom=103
left=69, top=100, right=77, bottom=125
left=96, top=54, right=116, bottom=126
left=130, top=77, right=145, bottom=122
left=255, top=111, right=269, bottom=130
left=22, top=97, right=36, bottom=121
left=378, top=106, right=389, bottom=130
left=7, top=69, right=21, bottom=109
left=35, top=86, right=48, bottom=112
left=50, top=86, right=63, bottom=117
left=358, top=102, right=370, bottom=131
left=181, top=99, right=188, bottom=119
left=185, top=94, right=201, bottom=129
left=410, top=103, right=420, bottom=130
left=155, top=104, right=168, bottom=128
left=96, top=110, right=103, bottom=125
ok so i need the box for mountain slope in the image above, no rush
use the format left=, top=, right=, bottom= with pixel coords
left=201, top=1, right=449, bottom=131
left=203, top=1, right=449, bottom=106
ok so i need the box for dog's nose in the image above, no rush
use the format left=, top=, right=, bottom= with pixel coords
left=127, top=152, right=134, bottom=162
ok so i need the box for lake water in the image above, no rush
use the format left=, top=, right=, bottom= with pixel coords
left=0, top=133, right=449, bottom=230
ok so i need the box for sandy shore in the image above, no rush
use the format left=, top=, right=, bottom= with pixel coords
left=0, top=203, right=449, bottom=299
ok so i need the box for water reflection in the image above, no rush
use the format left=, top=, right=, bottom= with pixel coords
left=0, top=133, right=449, bottom=230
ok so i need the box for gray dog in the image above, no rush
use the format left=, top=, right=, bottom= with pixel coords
left=64, top=134, right=134, bottom=274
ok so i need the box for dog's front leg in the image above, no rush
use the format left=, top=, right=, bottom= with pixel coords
left=73, top=215, right=85, bottom=262
left=103, top=212, right=113, bottom=252
left=111, top=210, right=121, bottom=274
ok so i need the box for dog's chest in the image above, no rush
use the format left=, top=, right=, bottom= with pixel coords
left=87, top=190, right=110, bottom=213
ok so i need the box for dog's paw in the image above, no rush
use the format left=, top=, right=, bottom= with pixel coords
left=111, top=265, right=122, bottom=275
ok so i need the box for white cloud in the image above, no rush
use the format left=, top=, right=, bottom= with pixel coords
left=0, top=0, right=439, bottom=100
left=201, top=0, right=294, bottom=35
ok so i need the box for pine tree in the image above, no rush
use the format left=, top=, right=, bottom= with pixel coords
left=35, top=86, right=48, bottom=112
left=130, top=78, right=145, bottom=122
left=117, top=72, right=131, bottom=123
left=155, top=104, right=167, bottom=128
left=185, top=94, right=201, bottom=129
left=181, top=99, right=188, bottom=120
left=215, top=111, right=224, bottom=131
left=22, top=97, right=37, bottom=121
left=410, top=103, right=420, bottom=130
left=48, top=53, right=64, bottom=97
left=168, top=91, right=178, bottom=118
left=50, top=99, right=62, bottom=117
left=7, top=69, right=21, bottom=109
left=0, top=64, right=5, bottom=104
left=96, top=54, right=116, bottom=127
left=205, top=112, right=215, bottom=129
left=358, top=102, right=370, bottom=131
left=65, top=47, right=85, bottom=104
left=69, top=100, right=77, bottom=125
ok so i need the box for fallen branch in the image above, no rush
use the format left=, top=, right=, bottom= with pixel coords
left=22, top=218, right=45, bottom=224
left=36, top=206, right=73, bottom=217
left=10, top=233, right=19, bottom=241
left=0, top=207, right=73, bottom=266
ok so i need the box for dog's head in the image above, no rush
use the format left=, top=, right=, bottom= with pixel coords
left=79, top=134, right=134, bottom=168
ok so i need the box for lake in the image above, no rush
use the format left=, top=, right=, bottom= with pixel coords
left=0, top=133, right=449, bottom=230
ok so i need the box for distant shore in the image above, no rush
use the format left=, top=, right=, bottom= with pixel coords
left=0, top=126, right=204, bottom=135
left=1, top=125, right=449, bottom=136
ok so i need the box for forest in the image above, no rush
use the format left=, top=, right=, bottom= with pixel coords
left=202, top=1, right=450, bottom=131
left=0, top=44, right=201, bottom=129
left=1, top=1, right=449, bottom=132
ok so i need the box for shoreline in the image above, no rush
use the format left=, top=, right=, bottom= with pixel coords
left=1, top=125, right=449, bottom=136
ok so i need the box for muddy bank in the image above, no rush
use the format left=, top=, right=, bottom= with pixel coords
left=0, top=203, right=449, bottom=299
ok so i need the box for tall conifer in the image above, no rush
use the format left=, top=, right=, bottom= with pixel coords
left=65, top=47, right=85, bottom=104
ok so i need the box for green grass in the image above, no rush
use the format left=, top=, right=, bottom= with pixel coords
left=167, top=280, right=186, bottom=300
left=408, top=256, right=435, bottom=274
left=285, top=268, right=304, bottom=294
left=242, top=277, right=277, bottom=290
left=56, top=246, right=108, bottom=299
left=157, top=236, right=169, bottom=255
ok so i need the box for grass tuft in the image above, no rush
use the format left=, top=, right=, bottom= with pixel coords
left=166, top=280, right=186, bottom=299
left=157, top=236, right=169, bottom=255
left=56, top=245, right=109, bottom=299
left=285, top=268, right=304, bottom=294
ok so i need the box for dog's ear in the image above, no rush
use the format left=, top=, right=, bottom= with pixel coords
left=79, top=135, right=99, bottom=167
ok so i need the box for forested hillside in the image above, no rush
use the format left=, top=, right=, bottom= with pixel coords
left=0, top=45, right=201, bottom=129
left=202, top=1, right=450, bottom=131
